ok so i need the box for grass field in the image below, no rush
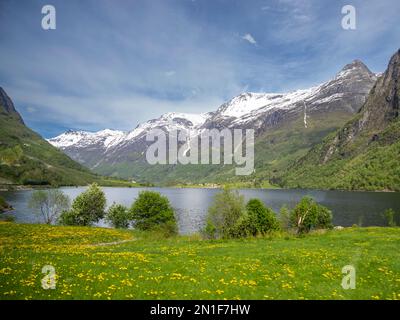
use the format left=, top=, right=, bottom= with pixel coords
left=0, top=222, right=399, bottom=300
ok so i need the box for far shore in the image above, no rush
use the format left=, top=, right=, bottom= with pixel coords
left=1, top=183, right=398, bottom=193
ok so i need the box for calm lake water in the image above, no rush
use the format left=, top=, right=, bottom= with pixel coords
left=1, top=187, right=400, bottom=234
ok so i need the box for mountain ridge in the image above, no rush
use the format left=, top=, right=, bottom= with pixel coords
left=49, top=59, right=377, bottom=148
left=47, top=59, right=379, bottom=185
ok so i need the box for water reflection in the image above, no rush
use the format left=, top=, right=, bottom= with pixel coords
left=1, top=187, right=399, bottom=234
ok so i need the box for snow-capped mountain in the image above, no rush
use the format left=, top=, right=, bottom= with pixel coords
left=49, top=129, right=125, bottom=149
left=125, top=112, right=210, bottom=141
left=48, top=59, right=378, bottom=180
left=202, top=59, right=377, bottom=131
left=50, top=112, right=210, bottom=149
left=48, top=112, right=212, bottom=167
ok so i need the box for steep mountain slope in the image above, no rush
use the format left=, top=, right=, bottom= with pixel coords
left=0, top=87, right=106, bottom=186
left=203, top=59, right=376, bottom=132
left=49, top=60, right=377, bottom=185
left=282, top=49, right=400, bottom=191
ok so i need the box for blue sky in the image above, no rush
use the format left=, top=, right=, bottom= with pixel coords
left=0, top=0, right=399, bottom=138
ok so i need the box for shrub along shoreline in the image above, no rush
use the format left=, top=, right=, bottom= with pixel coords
left=203, top=188, right=333, bottom=239
left=28, top=184, right=178, bottom=237
left=0, top=196, right=13, bottom=213
left=25, top=184, right=399, bottom=239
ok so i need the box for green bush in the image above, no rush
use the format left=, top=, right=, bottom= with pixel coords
left=203, top=218, right=217, bottom=239
left=105, top=203, right=130, bottom=229
left=226, top=199, right=280, bottom=238
left=58, top=209, right=80, bottom=226
left=228, top=213, right=254, bottom=238
left=382, top=209, right=397, bottom=227
left=0, top=214, right=15, bottom=222
left=204, top=188, right=246, bottom=239
left=59, top=183, right=106, bottom=226
left=245, top=199, right=280, bottom=235
left=130, top=191, right=177, bottom=232
left=28, top=190, right=70, bottom=224
left=0, top=196, right=7, bottom=208
left=316, top=205, right=334, bottom=229
left=290, top=196, right=333, bottom=234
left=0, top=196, right=12, bottom=213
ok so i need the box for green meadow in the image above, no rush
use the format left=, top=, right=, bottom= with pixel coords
left=0, top=222, right=399, bottom=300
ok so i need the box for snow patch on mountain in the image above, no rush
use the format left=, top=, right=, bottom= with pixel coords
left=49, top=129, right=125, bottom=149
left=219, top=92, right=282, bottom=118
left=218, top=86, right=322, bottom=126
left=48, top=112, right=210, bottom=150
left=124, top=112, right=210, bottom=140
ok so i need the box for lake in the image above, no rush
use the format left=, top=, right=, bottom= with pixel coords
left=1, top=187, right=399, bottom=234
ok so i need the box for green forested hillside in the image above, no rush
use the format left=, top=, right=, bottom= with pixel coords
left=282, top=120, right=400, bottom=191
left=0, top=112, right=97, bottom=185
left=0, top=87, right=130, bottom=186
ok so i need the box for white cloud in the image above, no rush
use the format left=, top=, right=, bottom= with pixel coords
left=164, top=70, right=176, bottom=77
left=2, top=0, right=399, bottom=138
left=0, top=1, right=245, bottom=135
left=241, top=33, right=257, bottom=45
left=6, top=84, right=225, bottom=133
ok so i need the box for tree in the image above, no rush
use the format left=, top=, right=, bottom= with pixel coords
left=227, top=199, right=280, bottom=238
left=105, top=203, right=130, bottom=229
left=29, top=189, right=70, bottom=224
left=204, top=188, right=246, bottom=239
left=0, top=196, right=13, bottom=213
left=130, top=191, right=176, bottom=231
left=290, top=196, right=333, bottom=234
left=245, top=199, right=279, bottom=235
left=59, top=183, right=106, bottom=226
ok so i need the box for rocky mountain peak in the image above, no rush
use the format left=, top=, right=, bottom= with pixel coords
left=335, top=59, right=375, bottom=80
left=320, top=49, right=400, bottom=162
left=65, top=129, right=81, bottom=135
left=385, top=49, right=400, bottom=83
left=342, top=59, right=368, bottom=70
left=389, top=48, right=400, bottom=64
left=0, top=87, right=25, bottom=124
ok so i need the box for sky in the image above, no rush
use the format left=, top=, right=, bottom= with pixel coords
left=0, top=0, right=400, bottom=138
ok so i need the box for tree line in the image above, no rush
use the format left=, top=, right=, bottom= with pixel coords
left=28, top=184, right=177, bottom=235
left=26, top=184, right=348, bottom=238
